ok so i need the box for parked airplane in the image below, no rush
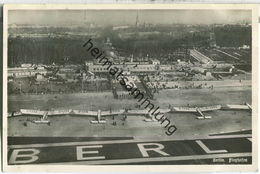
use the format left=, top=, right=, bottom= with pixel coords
left=32, top=111, right=50, bottom=124
left=171, top=105, right=222, bottom=119
left=72, top=109, right=125, bottom=124
left=20, top=109, right=71, bottom=116
left=20, top=109, right=71, bottom=125
left=126, top=109, right=171, bottom=122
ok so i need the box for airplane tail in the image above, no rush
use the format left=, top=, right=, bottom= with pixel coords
left=42, top=111, right=48, bottom=121
left=196, top=107, right=211, bottom=119
left=246, top=103, right=252, bottom=111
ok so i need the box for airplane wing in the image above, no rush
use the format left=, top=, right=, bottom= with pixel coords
left=8, top=111, right=22, bottom=117
left=171, top=107, right=197, bottom=112
left=223, top=104, right=251, bottom=110
left=127, top=109, right=149, bottom=115
left=47, top=110, right=72, bottom=116
left=199, top=105, right=221, bottom=112
left=124, top=109, right=171, bottom=116
left=20, top=109, right=46, bottom=116
left=20, top=109, right=74, bottom=116
left=159, top=109, right=171, bottom=113
left=101, top=110, right=125, bottom=116
left=72, top=110, right=98, bottom=116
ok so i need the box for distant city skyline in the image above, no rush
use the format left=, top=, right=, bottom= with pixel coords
left=9, top=9, right=251, bottom=26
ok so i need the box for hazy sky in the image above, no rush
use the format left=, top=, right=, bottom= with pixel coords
left=9, top=9, right=251, bottom=26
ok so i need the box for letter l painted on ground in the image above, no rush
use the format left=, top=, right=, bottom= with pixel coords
left=196, top=140, right=228, bottom=153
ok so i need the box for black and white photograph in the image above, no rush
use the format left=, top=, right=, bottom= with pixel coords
left=2, top=4, right=258, bottom=172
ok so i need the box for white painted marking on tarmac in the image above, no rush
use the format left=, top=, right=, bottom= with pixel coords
left=52, top=152, right=252, bottom=165
left=76, top=145, right=105, bottom=161
left=8, top=134, right=252, bottom=149
left=196, top=140, right=228, bottom=153
left=9, top=149, right=40, bottom=164
left=208, top=134, right=252, bottom=139
left=137, top=143, right=170, bottom=157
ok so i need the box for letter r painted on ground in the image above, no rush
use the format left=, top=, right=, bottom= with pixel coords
left=137, top=143, right=170, bottom=157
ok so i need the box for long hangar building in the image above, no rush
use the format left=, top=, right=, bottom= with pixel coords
left=85, top=59, right=160, bottom=75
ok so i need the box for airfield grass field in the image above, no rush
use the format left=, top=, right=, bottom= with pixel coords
left=8, top=84, right=252, bottom=140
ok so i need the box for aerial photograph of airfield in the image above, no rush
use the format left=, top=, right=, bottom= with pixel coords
left=7, top=9, right=252, bottom=165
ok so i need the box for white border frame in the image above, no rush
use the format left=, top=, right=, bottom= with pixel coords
left=2, top=4, right=259, bottom=172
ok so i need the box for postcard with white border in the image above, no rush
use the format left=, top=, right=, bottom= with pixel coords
left=2, top=4, right=258, bottom=172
